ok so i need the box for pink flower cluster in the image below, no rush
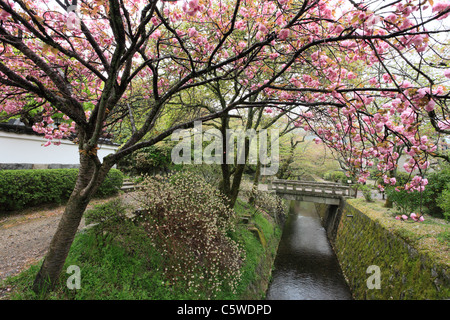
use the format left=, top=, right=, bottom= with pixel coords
left=395, top=213, right=425, bottom=222
left=432, top=1, right=450, bottom=20
left=182, top=0, right=204, bottom=17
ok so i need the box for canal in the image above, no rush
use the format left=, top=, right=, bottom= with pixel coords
left=266, top=201, right=353, bottom=300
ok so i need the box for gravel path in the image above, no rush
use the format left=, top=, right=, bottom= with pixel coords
left=0, top=212, right=78, bottom=280
left=0, top=192, right=140, bottom=282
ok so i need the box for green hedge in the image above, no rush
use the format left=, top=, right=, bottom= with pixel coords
left=0, top=169, right=123, bottom=211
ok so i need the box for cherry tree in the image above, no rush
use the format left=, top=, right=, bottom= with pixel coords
left=260, top=0, right=450, bottom=191
left=0, top=0, right=449, bottom=293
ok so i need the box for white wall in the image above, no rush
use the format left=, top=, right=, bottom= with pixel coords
left=0, top=131, right=118, bottom=165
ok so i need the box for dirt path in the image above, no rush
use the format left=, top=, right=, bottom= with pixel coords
left=0, top=193, right=139, bottom=281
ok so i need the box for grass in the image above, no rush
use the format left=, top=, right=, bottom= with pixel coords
left=2, top=222, right=170, bottom=300
left=0, top=197, right=280, bottom=300
left=231, top=199, right=282, bottom=299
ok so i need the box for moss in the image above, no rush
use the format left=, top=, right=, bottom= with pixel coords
left=233, top=198, right=283, bottom=299
left=333, top=199, right=449, bottom=300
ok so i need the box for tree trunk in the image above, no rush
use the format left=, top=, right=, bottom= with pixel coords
left=384, top=169, right=396, bottom=208
left=219, top=115, right=231, bottom=202
left=220, top=120, right=252, bottom=209
left=32, top=191, right=90, bottom=293
left=229, top=161, right=247, bottom=209
left=248, top=159, right=261, bottom=206
left=32, top=156, right=110, bottom=293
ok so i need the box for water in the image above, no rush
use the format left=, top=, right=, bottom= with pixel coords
left=266, top=201, right=353, bottom=300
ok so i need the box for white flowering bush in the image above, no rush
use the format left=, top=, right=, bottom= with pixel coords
left=240, top=180, right=287, bottom=220
left=134, top=172, right=244, bottom=299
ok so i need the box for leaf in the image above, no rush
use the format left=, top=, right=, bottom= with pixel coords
left=42, top=43, right=51, bottom=52
left=50, top=46, right=59, bottom=55
left=34, top=15, right=44, bottom=24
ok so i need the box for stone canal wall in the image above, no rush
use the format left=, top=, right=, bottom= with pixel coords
left=316, top=199, right=449, bottom=300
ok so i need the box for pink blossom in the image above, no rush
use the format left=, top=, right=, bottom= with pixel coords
left=67, top=11, right=79, bottom=30
left=258, top=23, right=269, bottom=34
left=432, top=1, right=450, bottom=20
left=444, top=69, right=450, bottom=79
left=341, top=40, right=357, bottom=49
left=278, top=29, right=290, bottom=40
left=235, top=20, right=246, bottom=31
left=410, top=34, right=425, bottom=47
left=382, top=73, right=392, bottom=82
left=256, top=31, right=264, bottom=41
left=151, top=29, right=162, bottom=39
left=334, top=24, right=344, bottom=34
left=347, top=72, right=357, bottom=80
left=188, top=27, right=198, bottom=38
left=401, top=215, right=408, bottom=220
left=311, top=51, right=319, bottom=61
left=365, top=15, right=380, bottom=28
left=425, top=99, right=435, bottom=112
left=0, top=10, right=10, bottom=21
left=182, top=0, right=201, bottom=16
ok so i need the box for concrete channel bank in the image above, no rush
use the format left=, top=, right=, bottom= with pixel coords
left=316, top=199, right=449, bottom=300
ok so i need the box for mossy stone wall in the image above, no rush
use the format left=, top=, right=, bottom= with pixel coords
left=317, top=200, right=449, bottom=300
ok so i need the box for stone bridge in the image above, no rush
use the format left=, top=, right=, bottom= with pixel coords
left=266, top=179, right=357, bottom=205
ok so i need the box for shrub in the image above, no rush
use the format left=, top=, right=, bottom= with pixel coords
left=117, top=143, right=179, bottom=176
left=385, top=186, right=422, bottom=216
left=323, top=170, right=349, bottom=184
left=385, top=166, right=450, bottom=218
left=84, top=198, right=127, bottom=226
left=437, top=184, right=450, bottom=221
left=0, top=169, right=123, bottom=211
left=240, top=180, right=287, bottom=222
left=421, top=166, right=450, bottom=218
left=133, top=172, right=244, bottom=299
left=360, top=185, right=373, bottom=202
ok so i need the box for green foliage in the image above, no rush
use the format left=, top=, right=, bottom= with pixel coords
left=421, top=166, right=450, bottom=218
left=0, top=169, right=123, bottom=211
left=118, top=142, right=179, bottom=175
left=360, top=185, right=374, bottom=202
left=436, top=184, right=450, bottom=221
left=385, top=166, right=450, bottom=218
left=385, top=186, right=422, bottom=216
left=84, top=198, right=127, bottom=226
left=323, top=170, right=350, bottom=184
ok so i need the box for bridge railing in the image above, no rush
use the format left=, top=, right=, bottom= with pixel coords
left=269, top=179, right=356, bottom=197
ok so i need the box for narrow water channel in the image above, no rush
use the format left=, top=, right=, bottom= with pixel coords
left=266, top=201, right=353, bottom=300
